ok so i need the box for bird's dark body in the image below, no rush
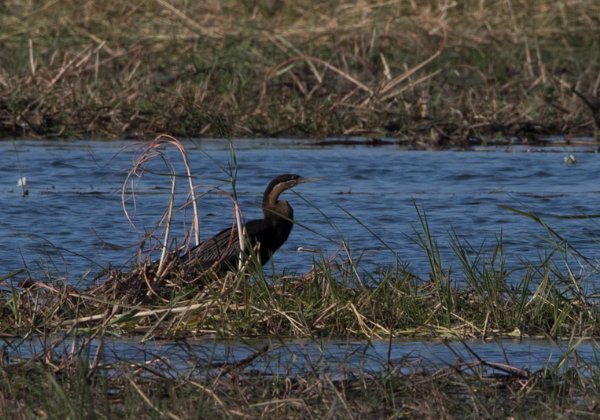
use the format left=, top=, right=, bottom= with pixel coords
left=181, top=174, right=308, bottom=275
left=185, top=214, right=293, bottom=272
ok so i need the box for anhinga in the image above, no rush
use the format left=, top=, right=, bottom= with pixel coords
left=181, top=174, right=314, bottom=275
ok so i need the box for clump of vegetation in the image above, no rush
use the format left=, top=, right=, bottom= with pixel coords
left=1, top=0, right=599, bottom=143
left=3, top=199, right=600, bottom=341
left=3, top=224, right=599, bottom=341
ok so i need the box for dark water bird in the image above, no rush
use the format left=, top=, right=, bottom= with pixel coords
left=181, top=174, right=316, bottom=275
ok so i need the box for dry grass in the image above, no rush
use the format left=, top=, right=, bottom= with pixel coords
left=0, top=0, right=599, bottom=142
left=2, top=237, right=599, bottom=342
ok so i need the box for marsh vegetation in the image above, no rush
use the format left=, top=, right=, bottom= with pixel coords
left=1, top=0, right=599, bottom=142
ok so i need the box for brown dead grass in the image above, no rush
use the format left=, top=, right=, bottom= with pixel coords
left=0, top=1, right=598, bottom=142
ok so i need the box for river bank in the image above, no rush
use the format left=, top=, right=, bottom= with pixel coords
left=1, top=1, right=599, bottom=144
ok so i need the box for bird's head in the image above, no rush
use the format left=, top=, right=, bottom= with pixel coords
left=263, top=174, right=319, bottom=206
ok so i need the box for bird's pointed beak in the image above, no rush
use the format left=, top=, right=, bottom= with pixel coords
left=296, top=176, right=322, bottom=185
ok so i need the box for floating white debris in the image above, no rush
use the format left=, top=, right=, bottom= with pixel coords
left=17, top=176, right=29, bottom=196
left=563, top=154, right=577, bottom=165
left=297, top=246, right=319, bottom=253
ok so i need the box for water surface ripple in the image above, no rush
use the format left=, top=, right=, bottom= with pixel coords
left=3, top=336, right=598, bottom=377
left=1, top=140, right=599, bottom=285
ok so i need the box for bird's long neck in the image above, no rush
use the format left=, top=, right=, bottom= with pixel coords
left=262, top=186, right=293, bottom=225
left=263, top=200, right=293, bottom=224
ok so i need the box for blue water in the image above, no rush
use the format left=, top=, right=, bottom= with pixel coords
left=1, top=139, right=600, bottom=286
left=4, top=335, right=599, bottom=377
